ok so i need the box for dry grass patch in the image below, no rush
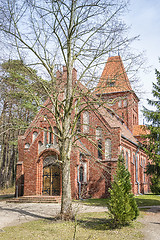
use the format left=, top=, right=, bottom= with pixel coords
left=0, top=212, right=143, bottom=240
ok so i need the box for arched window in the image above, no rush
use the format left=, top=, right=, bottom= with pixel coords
left=98, top=140, right=102, bottom=159
left=44, top=128, right=47, bottom=146
left=25, top=143, right=30, bottom=149
left=118, top=100, right=122, bottom=108
left=126, top=151, right=128, bottom=169
left=53, top=127, right=58, bottom=145
left=135, top=153, right=138, bottom=181
left=96, top=127, right=102, bottom=140
left=105, top=138, right=111, bottom=159
left=83, top=111, right=89, bottom=133
left=38, top=141, right=43, bottom=152
left=49, top=127, right=52, bottom=144
left=123, top=99, right=127, bottom=107
left=79, top=166, right=84, bottom=182
left=33, top=131, right=38, bottom=142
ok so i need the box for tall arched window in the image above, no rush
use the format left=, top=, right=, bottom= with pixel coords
left=53, top=127, right=58, bottom=146
left=96, top=127, right=102, bottom=140
left=105, top=138, right=111, bottom=159
left=79, top=166, right=84, bottom=182
left=44, top=128, right=47, bottom=146
left=98, top=140, right=102, bottom=159
left=83, top=111, right=89, bottom=133
left=126, top=151, right=128, bottom=169
left=49, top=127, right=52, bottom=144
left=33, top=131, right=38, bottom=142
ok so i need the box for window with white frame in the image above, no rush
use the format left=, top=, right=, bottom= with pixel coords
left=83, top=111, right=89, bottom=133
left=105, top=138, right=111, bottom=159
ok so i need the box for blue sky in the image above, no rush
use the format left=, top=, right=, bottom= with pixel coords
left=124, top=0, right=160, bottom=123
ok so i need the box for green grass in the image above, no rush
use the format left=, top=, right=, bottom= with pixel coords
left=75, top=194, right=160, bottom=207
left=0, top=212, right=143, bottom=240
left=0, top=186, right=15, bottom=201
left=135, top=194, right=160, bottom=206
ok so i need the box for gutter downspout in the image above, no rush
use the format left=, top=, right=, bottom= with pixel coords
left=77, top=165, right=82, bottom=200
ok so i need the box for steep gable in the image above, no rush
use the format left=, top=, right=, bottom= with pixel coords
left=95, top=55, right=132, bottom=94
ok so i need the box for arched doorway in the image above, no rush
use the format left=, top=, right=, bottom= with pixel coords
left=42, top=155, right=60, bottom=196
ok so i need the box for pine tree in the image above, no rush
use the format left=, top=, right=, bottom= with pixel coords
left=0, top=60, right=47, bottom=188
left=107, top=155, right=139, bottom=226
left=143, top=68, right=160, bottom=194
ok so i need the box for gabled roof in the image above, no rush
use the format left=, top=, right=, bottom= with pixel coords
left=95, top=56, right=132, bottom=95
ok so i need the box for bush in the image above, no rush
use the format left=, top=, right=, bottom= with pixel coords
left=107, top=155, right=139, bottom=226
left=150, top=175, right=160, bottom=194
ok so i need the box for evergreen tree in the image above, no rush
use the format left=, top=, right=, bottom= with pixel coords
left=0, top=59, right=47, bottom=188
left=143, top=68, right=160, bottom=194
left=107, top=155, right=139, bottom=226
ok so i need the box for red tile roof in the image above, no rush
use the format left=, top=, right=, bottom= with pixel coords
left=95, top=56, right=132, bottom=94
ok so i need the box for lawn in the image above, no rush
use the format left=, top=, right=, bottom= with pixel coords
left=0, top=212, right=143, bottom=240
left=75, top=194, right=160, bottom=207
left=0, top=186, right=15, bottom=201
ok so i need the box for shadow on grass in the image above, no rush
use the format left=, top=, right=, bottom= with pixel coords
left=136, top=198, right=160, bottom=207
left=77, top=217, right=127, bottom=230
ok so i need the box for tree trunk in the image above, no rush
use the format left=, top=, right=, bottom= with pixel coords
left=60, top=144, right=73, bottom=220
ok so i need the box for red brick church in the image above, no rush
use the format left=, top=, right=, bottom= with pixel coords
left=16, top=56, right=150, bottom=199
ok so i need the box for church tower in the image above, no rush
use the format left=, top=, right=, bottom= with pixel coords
left=95, top=56, right=139, bottom=133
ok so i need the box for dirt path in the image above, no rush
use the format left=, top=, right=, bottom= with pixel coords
left=0, top=201, right=107, bottom=229
left=0, top=201, right=160, bottom=239
left=138, top=206, right=160, bottom=240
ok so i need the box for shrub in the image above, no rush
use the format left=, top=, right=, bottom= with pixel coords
left=107, top=155, right=139, bottom=226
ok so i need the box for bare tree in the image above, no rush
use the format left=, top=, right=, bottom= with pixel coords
left=0, top=0, right=140, bottom=219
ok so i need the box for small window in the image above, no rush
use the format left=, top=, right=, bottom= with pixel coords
left=25, top=143, right=30, bottom=149
left=33, top=131, right=38, bottom=142
left=118, top=100, right=122, bottom=108
left=123, top=99, right=127, bottom=107
left=109, top=81, right=115, bottom=87
left=96, top=127, right=102, bottom=140
left=98, top=140, right=102, bottom=159
left=44, top=115, right=47, bottom=121
left=83, top=111, right=89, bottom=133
